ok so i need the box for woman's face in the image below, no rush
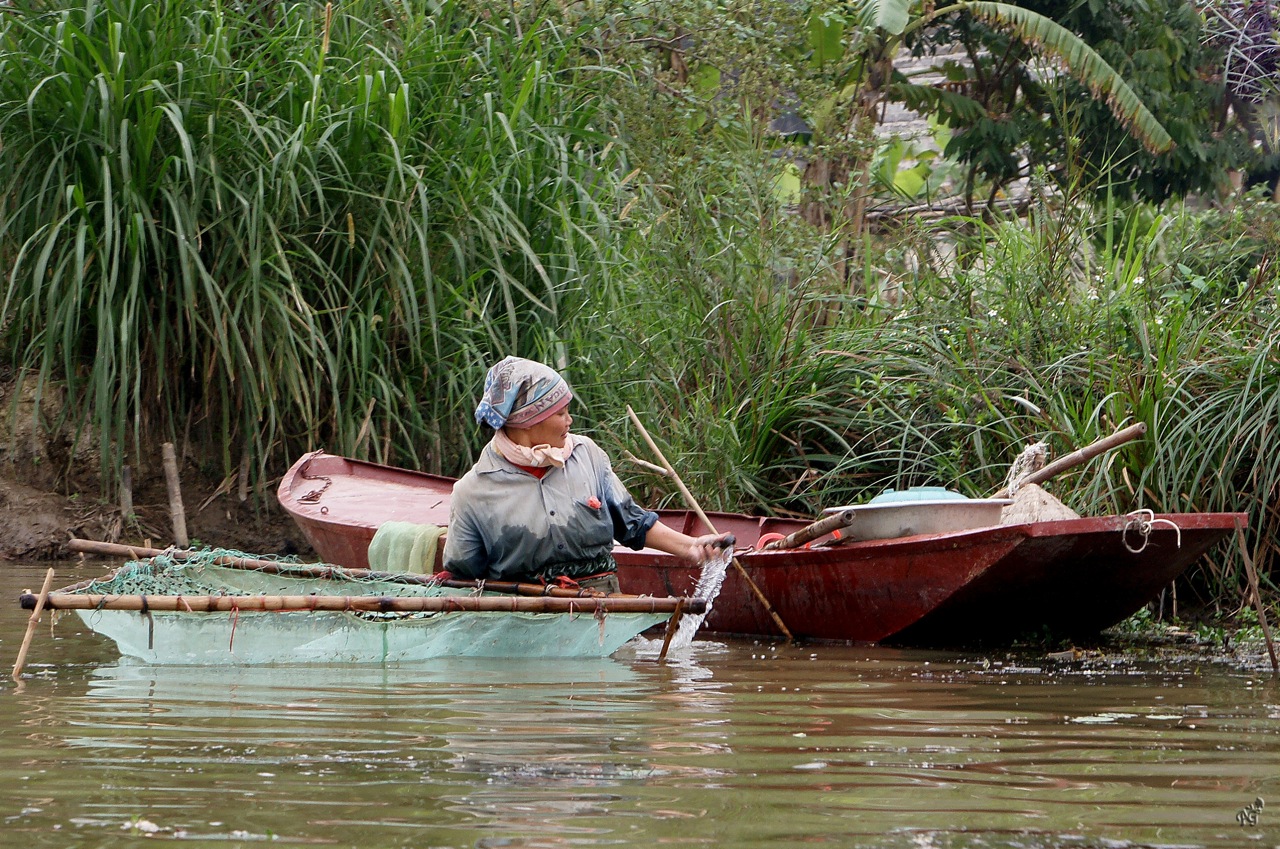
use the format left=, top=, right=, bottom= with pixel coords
left=517, top=405, right=573, bottom=448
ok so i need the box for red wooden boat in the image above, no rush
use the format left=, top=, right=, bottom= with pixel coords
left=278, top=451, right=1244, bottom=644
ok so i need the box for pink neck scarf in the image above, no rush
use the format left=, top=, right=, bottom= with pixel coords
left=493, top=430, right=576, bottom=469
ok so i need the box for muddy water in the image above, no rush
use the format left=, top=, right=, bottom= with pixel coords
left=3, top=560, right=1279, bottom=848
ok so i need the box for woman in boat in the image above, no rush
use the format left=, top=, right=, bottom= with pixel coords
left=441, top=356, right=730, bottom=593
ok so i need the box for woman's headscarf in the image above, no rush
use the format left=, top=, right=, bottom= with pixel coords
left=474, top=356, right=573, bottom=429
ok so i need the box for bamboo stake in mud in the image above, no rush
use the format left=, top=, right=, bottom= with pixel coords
left=11, top=567, right=55, bottom=682
left=656, top=598, right=687, bottom=663
left=120, top=465, right=133, bottom=522
left=626, top=405, right=795, bottom=642
left=161, top=442, right=189, bottom=547
left=1235, top=518, right=1278, bottom=675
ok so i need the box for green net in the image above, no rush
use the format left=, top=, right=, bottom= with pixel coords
left=67, top=548, right=669, bottom=663
left=77, top=548, right=452, bottom=604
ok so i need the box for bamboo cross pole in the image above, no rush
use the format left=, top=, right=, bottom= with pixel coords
left=762, top=509, right=855, bottom=551
left=11, top=567, right=55, bottom=682
left=20, top=591, right=704, bottom=616
left=992, top=422, right=1148, bottom=498
left=626, top=405, right=795, bottom=642
left=66, top=539, right=628, bottom=599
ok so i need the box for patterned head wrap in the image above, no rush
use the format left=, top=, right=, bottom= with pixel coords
left=474, top=356, right=573, bottom=429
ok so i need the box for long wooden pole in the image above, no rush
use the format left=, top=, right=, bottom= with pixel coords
left=66, top=539, right=629, bottom=599
left=21, top=591, right=704, bottom=615
left=11, top=568, right=55, bottom=682
left=992, top=422, right=1148, bottom=498
left=626, top=405, right=795, bottom=642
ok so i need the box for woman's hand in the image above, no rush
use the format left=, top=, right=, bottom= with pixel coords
left=644, top=522, right=735, bottom=564
left=687, top=533, right=734, bottom=565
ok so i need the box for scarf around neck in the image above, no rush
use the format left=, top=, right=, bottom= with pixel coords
left=492, top=429, right=576, bottom=469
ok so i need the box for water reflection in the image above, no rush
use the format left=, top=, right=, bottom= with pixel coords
left=3, top=561, right=1280, bottom=847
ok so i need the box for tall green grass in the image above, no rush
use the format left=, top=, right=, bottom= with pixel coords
left=0, top=0, right=627, bottom=484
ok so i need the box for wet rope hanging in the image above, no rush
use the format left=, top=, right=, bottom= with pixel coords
left=1004, top=441, right=1048, bottom=496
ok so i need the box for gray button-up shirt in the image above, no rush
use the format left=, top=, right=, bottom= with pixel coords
left=442, top=435, right=659, bottom=582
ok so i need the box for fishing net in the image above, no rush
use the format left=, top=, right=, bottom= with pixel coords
left=75, top=548, right=454, bottom=623
left=68, top=548, right=668, bottom=664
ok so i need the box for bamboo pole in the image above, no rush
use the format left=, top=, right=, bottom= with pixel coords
left=21, top=591, right=704, bottom=615
left=11, top=568, right=55, bottom=682
left=1235, top=518, right=1278, bottom=675
left=992, top=422, right=1148, bottom=499
left=656, top=598, right=686, bottom=663
left=65, top=538, right=633, bottom=599
left=762, top=509, right=855, bottom=551
left=161, top=442, right=189, bottom=547
left=120, top=465, right=133, bottom=521
left=626, top=405, right=795, bottom=642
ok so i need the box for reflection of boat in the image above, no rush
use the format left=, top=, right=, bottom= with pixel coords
left=24, top=556, right=685, bottom=664
left=87, top=655, right=645, bottom=699
left=278, top=451, right=1244, bottom=644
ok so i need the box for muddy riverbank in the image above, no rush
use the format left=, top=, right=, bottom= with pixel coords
left=0, top=374, right=310, bottom=561
left=0, top=467, right=309, bottom=561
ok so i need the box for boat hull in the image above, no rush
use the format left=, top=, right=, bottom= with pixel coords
left=613, top=525, right=1022, bottom=642
left=279, top=452, right=456, bottom=572
left=278, top=451, right=1243, bottom=644
left=890, top=513, right=1239, bottom=644
left=614, top=512, right=1242, bottom=643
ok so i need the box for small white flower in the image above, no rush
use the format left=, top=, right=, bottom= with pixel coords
left=1154, top=317, right=1164, bottom=326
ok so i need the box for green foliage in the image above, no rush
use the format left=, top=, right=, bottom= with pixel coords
left=0, top=0, right=627, bottom=482
left=932, top=0, right=1242, bottom=203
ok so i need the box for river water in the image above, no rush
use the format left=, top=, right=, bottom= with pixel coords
left=3, top=560, right=1279, bottom=848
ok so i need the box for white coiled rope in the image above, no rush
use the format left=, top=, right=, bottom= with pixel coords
left=1122, top=509, right=1182, bottom=553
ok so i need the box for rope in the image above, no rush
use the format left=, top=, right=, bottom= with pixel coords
left=1122, top=509, right=1183, bottom=553
left=228, top=604, right=240, bottom=653
left=1004, top=441, right=1048, bottom=496
left=296, top=450, right=333, bottom=503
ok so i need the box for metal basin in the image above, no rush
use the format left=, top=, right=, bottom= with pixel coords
left=822, top=495, right=1012, bottom=541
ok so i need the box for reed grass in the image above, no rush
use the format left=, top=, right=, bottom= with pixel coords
left=0, top=0, right=627, bottom=483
